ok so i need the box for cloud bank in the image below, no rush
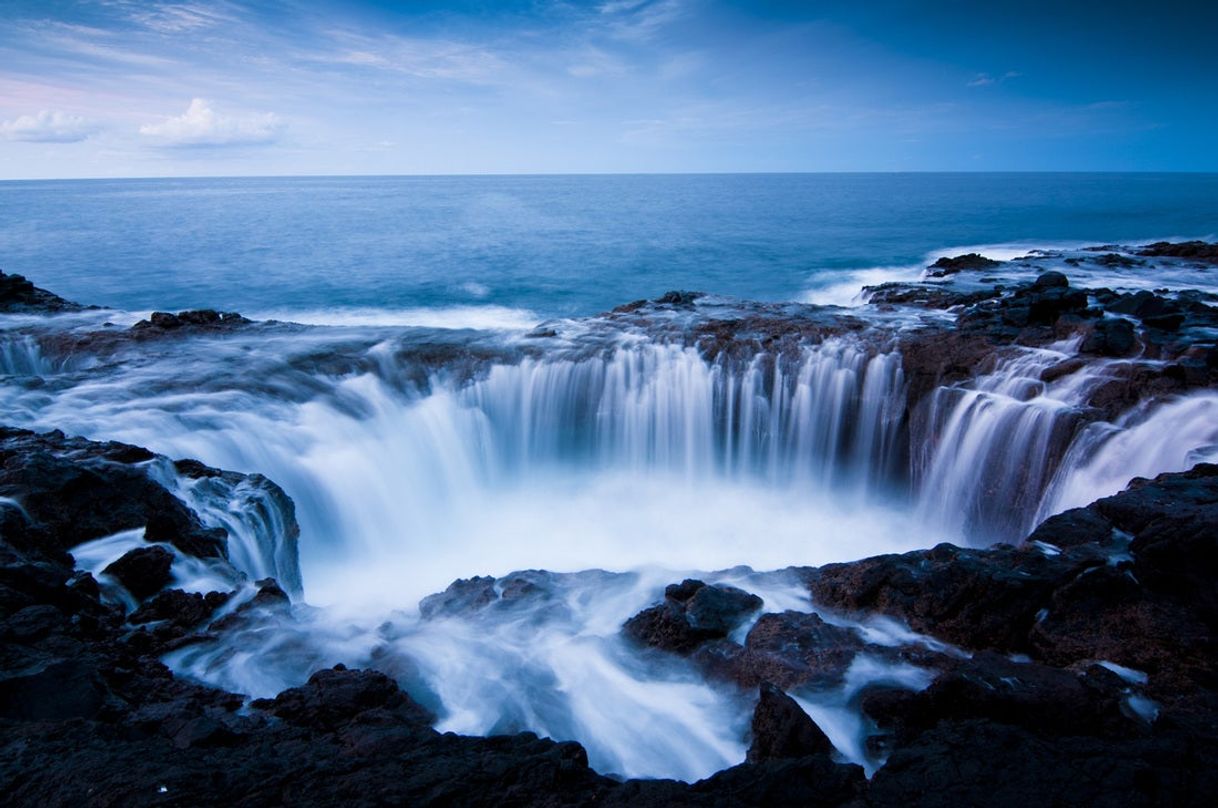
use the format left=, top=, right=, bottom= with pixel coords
left=139, top=98, right=283, bottom=147
left=0, top=110, right=99, bottom=143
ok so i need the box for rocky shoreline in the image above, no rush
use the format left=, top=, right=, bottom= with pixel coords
left=2, top=248, right=1217, bottom=805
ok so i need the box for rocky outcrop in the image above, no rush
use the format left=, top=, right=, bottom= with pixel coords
left=1137, top=240, right=1218, bottom=263
left=927, top=252, right=1002, bottom=276
left=0, top=270, right=89, bottom=314
left=623, top=579, right=762, bottom=654
left=746, top=682, right=833, bottom=762
left=0, top=427, right=227, bottom=562
left=131, top=310, right=251, bottom=331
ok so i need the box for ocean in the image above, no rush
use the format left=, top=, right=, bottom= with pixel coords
left=2, top=173, right=1216, bottom=322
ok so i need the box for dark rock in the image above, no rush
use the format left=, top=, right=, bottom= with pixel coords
left=623, top=579, right=761, bottom=654
left=1079, top=316, right=1137, bottom=356
left=809, top=542, right=1096, bottom=653
left=0, top=427, right=228, bottom=560
left=0, top=657, right=108, bottom=720
left=867, top=719, right=1217, bottom=808
left=252, top=665, right=434, bottom=731
left=927, top=253, right=1001, bottom=276
left=1025, top=506, right=1116, bottom=548
left=1137, top=240, right=1218, bottom=263
left=129, top=588, right=231, bottom=629
left=419, top=575, right=498, bottom=619
left=1109, top=291, right=1186, bottom=331
left=693, top=755, right=867, bottom=806
left=102, top=546, right=174, bottom=600
left=1031, top=271, right=1069, bottom=289
left=251, top=577, right=290, bottom=608
left=0, top=271, right=89, bottom=314
left=692, top=611, right=864, bottom=689
left=747, top=682, right=833, bottom=762
left=132, top=309, right=250, bottom=331
left=656, top=290, right=704, bottom=306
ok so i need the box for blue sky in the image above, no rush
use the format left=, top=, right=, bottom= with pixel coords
left=1, top=0, right=1214, bottom=178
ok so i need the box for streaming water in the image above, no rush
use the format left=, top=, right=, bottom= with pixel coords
left=3, top=283, right=1217, bottom=780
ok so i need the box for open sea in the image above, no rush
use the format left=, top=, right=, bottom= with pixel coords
left=2, top=173, right=1216, bottom=323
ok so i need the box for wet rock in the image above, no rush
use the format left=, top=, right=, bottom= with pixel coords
left=1025, top=506, right=1117, bottom=548
left=129, top=588, right=231, bottom=629
left=692, top=755, right=867, bottom=806
left=864, top=282, right=1003, bottom=308
left=250, top=577, right=291, bottom=608
left=1137, top=240, right=1218, bottom=263
left=252, top=665, right=434, bottom=731
left=0, top=427, right=228, bottom=560
left=132, top=309, right=250, bottom=331
left=1108, top=291, right=1186, bottom=331
left=1079, top=316, right=1137, bottom=356
left=623, top=579, right=762, bottom=654
left=419, top=575, right=498, bottom=619
left=809, top=542, right=1094, bottom=653
left=0, top=271, right=89, bottom=314
left=747, top=682, right=833, bottom=762
left=692, top=611, right=864, bottom=689
left=656, top=290, right=703, bottom=306
left=1092, top=252, right=1143, bottom=268
left=865, top=651, right=1125, bottom=742
left=927, top=253, right=1001, bottom=276
left=102, top=546, right=174, bottom=600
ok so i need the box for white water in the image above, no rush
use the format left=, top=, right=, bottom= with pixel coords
left=4, top=305, right=1218, bottom=781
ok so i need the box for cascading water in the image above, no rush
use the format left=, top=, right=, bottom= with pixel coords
left=3, top=304, right=1218, bottom=782
left=912, top=340, right=1115, bottom=541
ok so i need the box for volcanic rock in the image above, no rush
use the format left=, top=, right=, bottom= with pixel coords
left=747, top=682, right=833, bottom=762
left=102, top=545, right=174, bottom=600
left=0, top=270, right=89, bottom=314
left=927, top=253, right=1002, bottom=276
left=623, top=579, right=762, bottom=654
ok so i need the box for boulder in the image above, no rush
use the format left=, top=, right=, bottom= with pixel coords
left=623, top=579, right=762, bottom=654
left=102, top=546, right=174, bottom=600
left=747, top=682, right=833, bottom=762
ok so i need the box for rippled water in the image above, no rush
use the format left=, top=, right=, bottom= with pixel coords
left=2, top=173, right=1216, bottom=320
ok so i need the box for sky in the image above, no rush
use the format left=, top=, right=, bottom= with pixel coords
left=0, top=0, right=1215, bottom=178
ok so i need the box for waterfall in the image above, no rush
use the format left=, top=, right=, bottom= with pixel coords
left=911, top=341, right=1119, bottom=542
left=1037, top=393, right=1218, bottom=518
left=463, top=340, right=905, bottom=490
left=0, top=335, right=52, bottom=377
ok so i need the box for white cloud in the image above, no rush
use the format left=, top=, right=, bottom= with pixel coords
left=0, top=110, right=100, bottom=143
left=968, top=70, right=1021, bottom=88
left=139, top=98, right=283, bottom=147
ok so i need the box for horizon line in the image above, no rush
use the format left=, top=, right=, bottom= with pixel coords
left=3, top=169, right=1218, bottom=183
